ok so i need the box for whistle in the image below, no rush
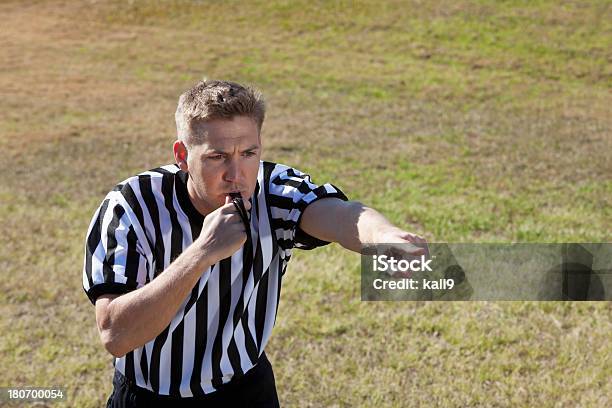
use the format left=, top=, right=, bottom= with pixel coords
left=229, top=192, right=250, bottom=232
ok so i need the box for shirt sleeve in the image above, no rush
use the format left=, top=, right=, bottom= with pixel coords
left=267, top=165, right=348, bottom=250
left=82, top=193, right=149, bottom=305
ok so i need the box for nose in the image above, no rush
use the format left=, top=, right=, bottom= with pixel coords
left=223, top=157, right=240, bottom=183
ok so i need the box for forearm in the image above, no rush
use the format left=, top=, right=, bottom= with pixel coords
left=99, top=238, right=213, bottom=357
left=336, top=201, right=401, bottom=253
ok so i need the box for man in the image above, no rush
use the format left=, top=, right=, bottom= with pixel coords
left=83, top=80, right=426, bottom=407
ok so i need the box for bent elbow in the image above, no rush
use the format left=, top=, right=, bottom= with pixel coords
left=100, top=330, right=127, bottom=358
left=96, top=295, right=128, bottom=358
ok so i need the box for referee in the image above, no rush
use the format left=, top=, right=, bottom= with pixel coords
left=83, top=79, right=426, bottom=407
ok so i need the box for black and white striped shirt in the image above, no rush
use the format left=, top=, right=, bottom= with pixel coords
left=83, top=161, right=347, bottom=397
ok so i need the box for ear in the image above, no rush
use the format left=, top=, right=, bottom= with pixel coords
left=173, top=140, right=189, bottom=172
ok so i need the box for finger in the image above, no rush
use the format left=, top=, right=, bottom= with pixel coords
left=389, top=242, right=425, bottom=257
left=227, top=212, right=246, bottom=224
left=229, top=219, right=249, bottom=235
left=401, top=232, right=423, bottom=244
left=421, top=241, right=430, bottom=258
left=415, top=236, right=428, bottom=246
left=412, top=236, right=430, bottom=258
left=242, top=194, right=252, bottom=212
left=401, top=233, right=429, bottom=257
left=404, top=242, right=425, bottom=255
left=220, top=202, right=239, bottom=215
left=221, top=197, right=239, bottom=214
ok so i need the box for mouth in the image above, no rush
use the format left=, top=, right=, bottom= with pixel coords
left=224, top=190, right=245, bottom=199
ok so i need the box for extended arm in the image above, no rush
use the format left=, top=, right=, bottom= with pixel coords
left=299, top=198, right=426, bottom=253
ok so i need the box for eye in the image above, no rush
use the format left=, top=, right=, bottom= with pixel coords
left=209, top=154, right=224, bottom=160
left=243, top=151, right=257, bottom=157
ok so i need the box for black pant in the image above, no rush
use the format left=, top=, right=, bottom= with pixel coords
left=106, top=352, right=280, bottom=407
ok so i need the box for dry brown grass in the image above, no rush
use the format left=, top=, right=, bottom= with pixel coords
left=1, top=1, right=610, bottom=407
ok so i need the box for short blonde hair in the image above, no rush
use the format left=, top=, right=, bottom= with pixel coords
left=175, top=79, right=265, bottom=146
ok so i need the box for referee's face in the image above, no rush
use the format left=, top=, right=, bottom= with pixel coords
left=175, top=115, right=262, bottom=216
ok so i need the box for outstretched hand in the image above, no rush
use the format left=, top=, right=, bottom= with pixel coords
left=374, top=228, right=429, bottom=278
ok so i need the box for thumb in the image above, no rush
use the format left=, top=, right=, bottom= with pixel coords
left=243, top=197, right=252, bottom=212
left=225, top=195, right=232, bottom=205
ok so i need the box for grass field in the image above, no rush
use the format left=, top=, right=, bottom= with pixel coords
left=1, top=0, right=610, bottom=406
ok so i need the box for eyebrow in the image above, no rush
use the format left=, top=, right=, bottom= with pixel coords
left=208, top=145, right=260, bottom=154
